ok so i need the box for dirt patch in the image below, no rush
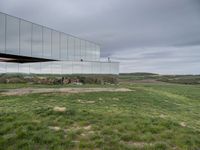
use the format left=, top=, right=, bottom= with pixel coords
left=180, top=122, right=187, bottom=127
left=77, top=99, right=95, bottom=104
left=1, top=87, right=132, bottom=96
left=121, top=141, right=168, bottom=148
left=63, top=124, right=94, bottom=138
left=64, top=126, right=82, bottom=133
left=83, top=125, right=92, bottom=130
left=49, top=126, right=61, bottom=131
left=121, top=141, right=152, bottom=148
left=53, top=106, right=66, bottom=112
left=112, top=97, right=119, bottom=100
left=159, top=114, right=167, bottom=119
left=32, top=120, right=41, bottom=124
left=98, top=97, right=103, bottom=101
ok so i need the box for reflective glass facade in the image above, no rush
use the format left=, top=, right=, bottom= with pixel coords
left=0, top=12, right=119, bottom=74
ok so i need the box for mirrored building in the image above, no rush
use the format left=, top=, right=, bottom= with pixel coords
left=0, top=12, right=119, bottom=75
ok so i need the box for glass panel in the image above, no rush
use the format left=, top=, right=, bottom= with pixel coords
left=89, top=42, right=94, bottom=61
left=74, top=38, right=77, bottom=60
left=72, top=61, right=82, bottom=74
left=87, top=42, right=91, bottom=61
left=89, top=43, right=93, bottom=61
left=6, top=15, right=20, bottom=55
left=0, top=13, right=5, bottom=53
left=60, top=33, right=68, bottom=60
left=85, top=41, right=89, bottom=61
left=19, top=63, right=30, bottom=74
left=92, top=62, right=100, bottom=74
left=20, top=20, right=31, bottom=56
left=91, top=43, right=96, bottom=61
left=30, top=62, right=41, bottom=74
left=32, top=24, right=42, bottom=57
left=111, top=63, right=119, bottom=75
left=115, top=62, right=119, bottom=74
left=94, top=45, right=98, bottom=61
left=74, top=38, right=81, bottom=60
left=51, top=61, right=61, bottom=74
left=80, top=40, right=85, bottom=61
left=52, top=30, right=60, bottom=59
left=90, top=43, right=94, bottom=61
left=6, top=63, right=19, bottom=73
left=68, top=36, right=75, bottom=60
left=110, top=62, right=114, bottom=74
left=91, top=43, right=94, bottom=61
left=101, top=62, right=110, bottom=74
left=41, top=62, right=51, bottom=74
left=0, top=62, right=6, bottom=73
left=82, top=62, right=92, bottom=74
left=43, top=27, right=52, bottom=58
left=96, top=45, right=100, bottom=61
left=79, top=39, right=81, bottom=60
left=62, top=61, right=72, bottom=74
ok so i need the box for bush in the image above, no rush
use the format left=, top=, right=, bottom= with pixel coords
left=0, top=73, right=118, bottom=85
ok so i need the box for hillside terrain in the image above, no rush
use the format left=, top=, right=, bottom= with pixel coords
left=0, top=73, right=200, bottom=149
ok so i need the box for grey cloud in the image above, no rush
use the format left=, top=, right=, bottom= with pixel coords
left=0, top=0, right=200, bottom=74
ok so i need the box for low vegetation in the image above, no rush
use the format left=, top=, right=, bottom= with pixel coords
left=0, top=73, right=200, bottom=149
left=0, top=73, right=118, bottom=85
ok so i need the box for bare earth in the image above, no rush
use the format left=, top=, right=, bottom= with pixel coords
left=0, top=87, right=132, bottom=96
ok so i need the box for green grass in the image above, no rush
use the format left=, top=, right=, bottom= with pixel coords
left=0, top=83, right=200, bottom=149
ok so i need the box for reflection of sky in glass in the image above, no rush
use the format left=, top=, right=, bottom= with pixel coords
left=68, top=36, right=75, bottom=60
left=6, top=16, right=20, bottom=55
left=82, top=61, right=92, bottom=74
left=0, top=12, right=101, bottom=62
left=101, top=62, right=110, bottom=74
left=74, top=38, right=80, bottom=60
left=62, top=61, right=73, bottom=74
left=20, top=20, right=32, bottom=56
left=60, top=33, right=68, bottom=60
left=0, top=12, right=118, bottom=75
left=80, top=40, right=85, bottom=60
left=51, top=62, right=61, bottom=74
left=43, top=28, right=52, bottom=58
left=52, top=30, right=60, bottom=59
left=72, top=61, right=82, bottom=74
left=92, top=62, right=101, bottom=74
left=41, top=62, right=51, bottom=74
left=30, top=63, right=41, bottom=74
left=32, top=24, right=43, bottom=57
left=0, top=13, right=5, bottom=53
left=19, top=63, right=30, bottom=73
left=0, top=61, right=118, bottom=74
left=0, top=62, right=6, bottom=73
left=6, top=63, right=19, bottom=73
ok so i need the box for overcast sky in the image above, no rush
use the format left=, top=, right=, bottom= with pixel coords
left=0, top=0, right=200, bottom=74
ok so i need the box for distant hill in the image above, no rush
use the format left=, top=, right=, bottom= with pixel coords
left=119, top=73, right=200, bottom=85
left=119, top=72, right=159, bottom=76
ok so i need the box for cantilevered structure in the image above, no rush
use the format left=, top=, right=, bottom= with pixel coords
left=0, top=12, right=119, bottom=74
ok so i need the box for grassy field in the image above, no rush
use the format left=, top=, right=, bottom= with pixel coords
left=0, top=77, right=200, bottom=149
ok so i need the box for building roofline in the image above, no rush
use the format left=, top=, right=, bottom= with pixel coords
left=0, top=11, right=101, bottom=47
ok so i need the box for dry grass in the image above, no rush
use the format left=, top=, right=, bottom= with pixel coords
left=0, top=87, right=132, bottom=96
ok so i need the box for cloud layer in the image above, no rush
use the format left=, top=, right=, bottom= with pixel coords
left=0, top=0, right=200, bottom=74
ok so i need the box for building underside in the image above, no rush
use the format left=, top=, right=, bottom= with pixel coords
left=0, top=53, right=56, bottom=63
